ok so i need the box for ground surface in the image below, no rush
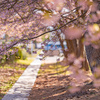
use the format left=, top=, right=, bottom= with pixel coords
left=28, top=63, right=100, bottom=100
left=0, top=63, right=27, bottom=100
left=0, top=49, right=41, bottom=100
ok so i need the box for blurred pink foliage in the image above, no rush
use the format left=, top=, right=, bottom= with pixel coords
left=41, top=14, right=60, bottom=26
left=64, top=27, right=83, bottom=40
left=44, top=0, right=66, bottom=11
left=0, top=0, right=100, bottom=93
left=69, top=86, right=80, bottom=93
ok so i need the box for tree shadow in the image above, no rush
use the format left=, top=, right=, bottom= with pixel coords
left=29, top=81, right=99, bottom=100
left=28, top=68, right=99, bottom=100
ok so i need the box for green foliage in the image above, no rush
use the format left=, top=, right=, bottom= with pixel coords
left=14, top=47, right=23, bottom=59
left=7, top=47, right=23, bottom=62
left=21, top=48, right=27, bottom=60
left=0, top=47, right=28, bottom=64
left=16, top=49, right=42, bottom=65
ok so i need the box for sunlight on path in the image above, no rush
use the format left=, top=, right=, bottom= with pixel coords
left=42, top=56, right=64, bottom=64
left=2, top=52, right=43, bottom=100
left=2, top=50, right=64, bottom=100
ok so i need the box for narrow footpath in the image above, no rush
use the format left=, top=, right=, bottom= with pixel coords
left=2, top=51, right=64, bottom=100
left=2, top=53, right=43, bottom=100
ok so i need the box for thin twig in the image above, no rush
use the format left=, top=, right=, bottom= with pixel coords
left=0, top=10, right=87, bottom=54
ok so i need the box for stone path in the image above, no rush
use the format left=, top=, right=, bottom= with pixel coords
left=2, top=54, right=43, bottom=100
left=42, top=56, right=64, bottom=64
left=2, top=51, right=64, bottom=100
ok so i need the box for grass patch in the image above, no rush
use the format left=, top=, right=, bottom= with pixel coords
left=0, top=49, right=42, bottom=99
left=16, top=59, right=34, bottom=65
left=38, top=63, right=92, bottom=77
left=0, top=63, right=26, bottom=100
left=38, top=63, right=70, bottom=76
left=16, top=49, right=42, bottom=65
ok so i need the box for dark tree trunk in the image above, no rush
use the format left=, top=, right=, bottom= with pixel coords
left=57, top=33, right=68, bottom=58
left=66, top=38, right=90, bottom=71
left=85, top=45, right=100, bottom=72
left=85, top=0, right=100, bottom=73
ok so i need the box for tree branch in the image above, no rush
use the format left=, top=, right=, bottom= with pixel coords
left=8, top=0, right=19, bottom=10
left=23, top=10, right=87, bottom=41
left=0, top=10, right=87, bottom=55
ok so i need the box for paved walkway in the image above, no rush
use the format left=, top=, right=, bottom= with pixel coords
left=42, top=56, right=64, bottom=64
left=2, top=55, right=42, bottom=100
left=2, top=51, right=64, bottom=100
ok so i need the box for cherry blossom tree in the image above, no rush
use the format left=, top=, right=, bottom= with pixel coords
left=0, top=0, right=100, bottom=92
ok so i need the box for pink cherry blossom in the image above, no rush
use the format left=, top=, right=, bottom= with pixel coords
left=69, top=86, right=80, bottom=93
left=41, top=14, right=60, bottom=26
left=64, top=27, right=83, bottom=40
